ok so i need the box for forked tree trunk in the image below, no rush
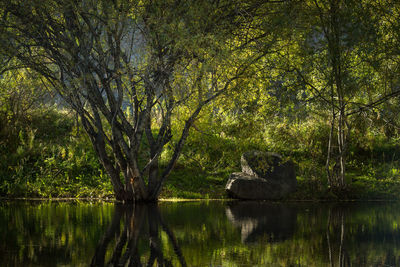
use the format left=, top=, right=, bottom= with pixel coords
left=2, top=0, right=257, bottom=203
left=325, top=0, right=348, bottom=191
left=326, top=118, right=349, bottom=191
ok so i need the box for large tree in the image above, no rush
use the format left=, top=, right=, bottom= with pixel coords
left=0, top=0, right=276, bottom=201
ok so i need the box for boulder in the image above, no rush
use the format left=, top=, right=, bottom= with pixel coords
left=226, top=172, right=285, bottom=200
left=225, top=151, right=297, bottom=200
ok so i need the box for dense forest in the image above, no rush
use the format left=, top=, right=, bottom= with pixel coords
left=1, top=0, right=400, bottom=201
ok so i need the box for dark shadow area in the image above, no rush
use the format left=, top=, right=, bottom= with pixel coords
left=226, top=201, right=297, bottom=243
left=91, top=204, right=186, bottom=267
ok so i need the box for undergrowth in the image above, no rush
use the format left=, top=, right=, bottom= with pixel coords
left=2, top=108, right=400, bottom=200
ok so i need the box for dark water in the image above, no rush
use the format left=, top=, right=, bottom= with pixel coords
left=1, top=201, right=400, bottom=266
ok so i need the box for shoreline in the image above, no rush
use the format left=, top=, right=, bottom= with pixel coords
left=1, top=196, right=400, bottom=203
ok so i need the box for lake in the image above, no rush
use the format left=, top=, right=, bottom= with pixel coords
left=1, top=200, right=400, bottom=266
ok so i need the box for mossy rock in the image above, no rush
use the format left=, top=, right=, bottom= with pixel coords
left=225, top=151, right=297, bottom=200
left=241, top=151, right=296, bottom=186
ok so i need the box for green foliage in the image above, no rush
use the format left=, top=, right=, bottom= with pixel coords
left=2, top=0, right=400, bottom=199
left=0, top=108, right=113, bottom=198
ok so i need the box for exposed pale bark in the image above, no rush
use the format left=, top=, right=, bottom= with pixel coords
left=321, top=0, right=349, bottom=190
left=326, top=84, right=336, bottom=187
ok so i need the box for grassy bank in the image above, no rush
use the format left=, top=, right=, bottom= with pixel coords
left=161, top=170, right=400, bottom=201
left=2, top=108, right=400, bottom=201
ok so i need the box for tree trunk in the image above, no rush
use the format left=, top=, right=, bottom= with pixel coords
left=337, top=107, right=347, bottom=189
left=325, top=0, right=348, bottom=191
left=147, top=158, right=160, bottom=199
left=326, top=84, right=336, bottom=187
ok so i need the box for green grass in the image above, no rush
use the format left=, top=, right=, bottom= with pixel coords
left=159, top=167, right=231, bottom=199
left=3, top=108, right=400, bottom=201
left=161, top=164, right=400, bottom=201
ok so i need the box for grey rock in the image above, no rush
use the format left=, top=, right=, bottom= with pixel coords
left=226, top=151, right=297, bottom=200
left=226, top=172, right=284, bottom=200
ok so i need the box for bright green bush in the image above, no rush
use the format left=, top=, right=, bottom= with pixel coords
left=0, top=108, right=112, bottom=198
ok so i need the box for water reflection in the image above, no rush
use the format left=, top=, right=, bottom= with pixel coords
left=0, top=201, right=114, bottom=266
left=91, top=204, right=186, bottom=267
left=2, top=201, right=400, bottom=266
left=324, top=204, right=400, bottom=267
left=326, top=206, right=349, bottom=267
left=226, top=202, right=297, bottom=243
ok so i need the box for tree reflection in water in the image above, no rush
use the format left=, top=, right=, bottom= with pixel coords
left=326, top=206, right=350, bottom=267
left=91, top=204, right=186, bottom=267
left=325, top=204, right=399, bottom=267
left=2, top=201, right=400, bottom=266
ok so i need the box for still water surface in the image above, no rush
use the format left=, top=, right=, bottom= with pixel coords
left=1, top=200, right=400, bottom=266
